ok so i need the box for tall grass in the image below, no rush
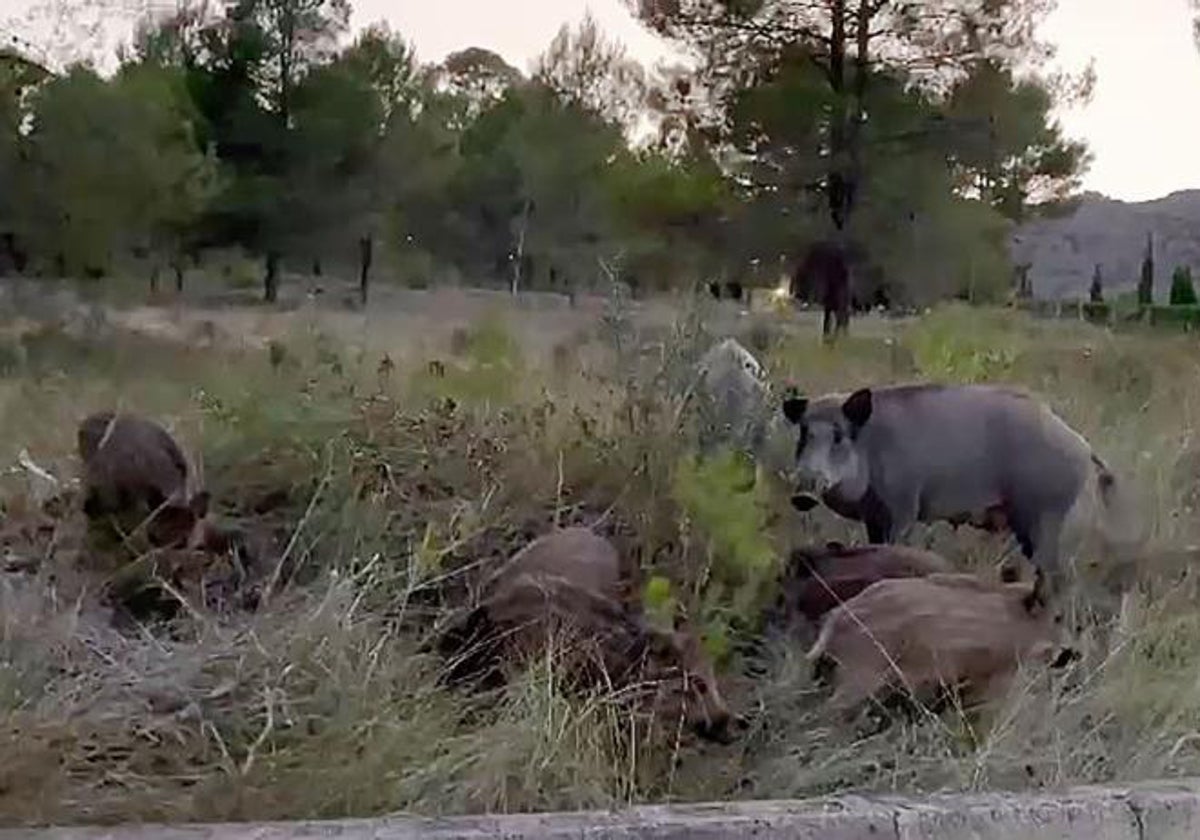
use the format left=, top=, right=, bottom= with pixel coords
left=0, top=296, right=1199, bottom=826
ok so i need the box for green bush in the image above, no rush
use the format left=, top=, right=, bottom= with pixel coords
left=906, top=303, right=1020, bottom=382
left=1027, top=300, right=1059, bottom=319
left=408, top=310, right=524, bottom=405
left=671, top=447, right=779, bottom=662
left=1082, top=302, right=1111, bottom=325
left=1148, top=305, right=1200, bottom=330
left=1112, top=291, right=1142, bottom=319
left=1170, top=266, right=1197, bottom=307
left=641, top=575, right=678, bottom=632
left=204, top=247, right=260, bottom=290
left=0, top=337, right=26, bottom=374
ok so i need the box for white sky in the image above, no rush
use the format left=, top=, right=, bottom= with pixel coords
left=7, top=0, right=1200, bottom=201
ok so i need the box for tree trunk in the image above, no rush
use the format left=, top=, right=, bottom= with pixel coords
left=827, top=0, right=848, bottom=232
left=150, top=263, right=159, bottom=294
left=0, top=232, right=25, bottom=275
left=264, top=251, right=280, bottom=303
left=173, top=260, right=184, bottom=293
left=312, top=258, right=322, bottom=277
left=359, top=233, right=373, bottom=306
left=846, top=0, right=870, bottom=223
left=511, top=199, right=532, bottom=295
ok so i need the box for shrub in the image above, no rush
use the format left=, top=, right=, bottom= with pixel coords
left=1082, top=302, right=1110, bottom=325
left=1169, top=266, right=1197, bottom=307
left=1148, top=304, right=1200, bottom=330
left=906, top=303, right=1019, bottom=382
left=408, top=310, right=524, bottom=405
left=641, top=574, right=677, bottom=631
left=671, top=448, right=779, bottom=662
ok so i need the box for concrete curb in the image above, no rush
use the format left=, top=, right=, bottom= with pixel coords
left=2, top=779, right=1200, bottom=839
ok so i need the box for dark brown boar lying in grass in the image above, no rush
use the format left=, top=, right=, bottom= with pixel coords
left=808, top=573, right=1075, bottom=716
left=438, top=526, right=740, bottom=743
left=776, top=541, right=953, bottom=627
left=78, top=410, right=210, bottom=550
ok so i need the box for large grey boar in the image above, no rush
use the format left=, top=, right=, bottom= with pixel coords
left=78, top=411, right=210, bottom=549
left=781, top=383, right=1141, bottom=606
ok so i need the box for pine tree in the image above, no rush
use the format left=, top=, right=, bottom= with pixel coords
left=1089, top=264, right=1104, bottom=303
left=1137, top=233, right=1154, bottom=306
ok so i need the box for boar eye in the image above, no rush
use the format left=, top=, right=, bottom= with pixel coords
left=832, top=428, right=844, bottom=444
left=691, top=675, right=709, bottom=694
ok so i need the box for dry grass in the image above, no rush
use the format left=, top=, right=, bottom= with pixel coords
left=0, top=291, right=1199, bottom=827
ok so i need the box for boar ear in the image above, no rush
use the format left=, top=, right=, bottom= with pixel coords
left=842, top=388, right=873, bottom=428
left=782, top=396, right=808, bottom=425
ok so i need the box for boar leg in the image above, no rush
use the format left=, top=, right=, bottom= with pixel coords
left=1025, top=513, right=1071, bottom=619
left=865, top=490, right=918, bottom=545
left=861, top=489, right=909, bottom=544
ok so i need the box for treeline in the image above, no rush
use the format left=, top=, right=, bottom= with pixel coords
left=0, top=0, right=1091, bottom=306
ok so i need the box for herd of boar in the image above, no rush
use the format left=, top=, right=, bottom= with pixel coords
left=70, top=335, right=1145, bottom=745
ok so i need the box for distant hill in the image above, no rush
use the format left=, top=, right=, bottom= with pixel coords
left=1010, top=190, right=1200, bottom=301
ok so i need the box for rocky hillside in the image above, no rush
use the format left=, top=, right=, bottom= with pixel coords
left=1011, top=190, right=1200, bottom=301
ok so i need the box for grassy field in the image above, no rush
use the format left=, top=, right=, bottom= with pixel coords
left=1, top=285, right=1200, bottom=827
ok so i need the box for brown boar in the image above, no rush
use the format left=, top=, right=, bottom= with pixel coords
left=808, top=573, right=1071, bottom=714
left=778, top=541, right=953, bottom=626
left=78, top=411, right=209, bottom=549
left=439, top=527, right=737, bottom=743
left=479, top=525, right=622, bottom=601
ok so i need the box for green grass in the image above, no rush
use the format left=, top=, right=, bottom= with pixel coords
left=0, top=294, right=1199, bottom=826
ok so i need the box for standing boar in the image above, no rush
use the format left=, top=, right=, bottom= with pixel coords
left=775, top=541, right=952, bottom=627
left=78, top=411, right=210, bottom=549
left=781, top=383, right=1141, bottom=606
left=438, top=527, right=738, bottom=743
left=808, top=573, right=1073, bottom=714
left=792, top=240, right=851, bottom=338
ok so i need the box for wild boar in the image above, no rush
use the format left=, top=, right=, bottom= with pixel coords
left=808, top=573, right=1074, bottom=714
left=692, top=337, right=771, bottom=459
left=438, top=527, right=738, bottom=743
left=78, top=410, right=209, bottom=549
left=776, top=541, right=953, bottom=626
left=478, top=525, right=623, bottom=601
left=781, top=383, right=1141, bottom=606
